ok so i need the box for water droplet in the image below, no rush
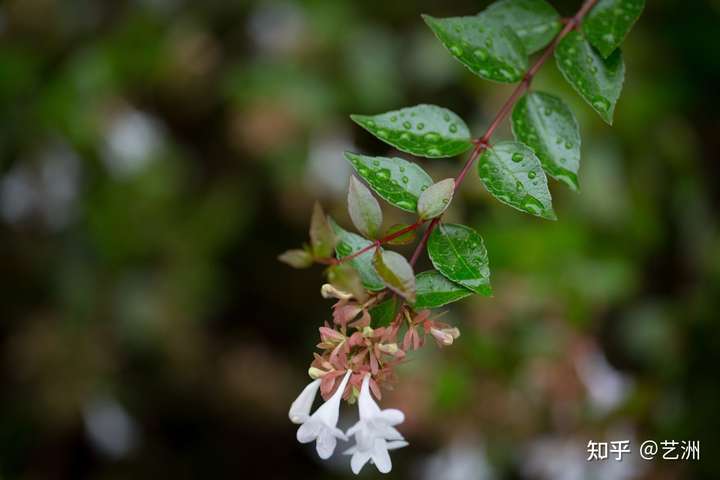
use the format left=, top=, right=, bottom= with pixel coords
left=373, top=159, right=380, bottom=166
left=484, top=39, right=493, bottom=48
left=396, top=200, right=414, bottom=210
left=453, top=25, right=461, bottom=33
left=473, top=49, right=488, bottom=61
left=427, top=147, right=441, bottom=156
left=358, top=166, right=370, bottom=177
left=366, top=120, right=375, bottom=128
left=592, top=97, right=611, bottom=113
left=511, top=152, right=524, bottom=163
left=565, top=141, right=573, bottom=149
left=590, top=66, right=598, bottom=74
left=420, top=185, right=428, bottom=191
left=402, top=121, right=412, bottom=130
left=560, top=158, right=567, bottom=164
left=424, top=132, right=440, bottom=143
left=522, top=196, right=544, bottom=216
left=376, top=169, right=391, bottom=180
left=544, top=108, right=552, bottom=116
left=390, top=115, right=397, bottom=122
left=401, top=176, right=409, bottom=184
left=377, top=129, right=388, bottom=138
left=443, top=113, right=450, bottom=122
left=479, top=69, right=490, bottom=77
left=400, top=133, right=411, bottom=141
left=555, top=137, right=563, bottom=145
left=515, top=181, right=524, bottom=192
left=449, top=123, right=458, bottom=133
left=499, top=69, right=513, bottom=80
left=450, top=45, right=463, bottom=56
left=564, top=59, right=573, bottom=66
left=528, top=170, right=537, bottom=179
left=416, top=123, right=425, bottom=130
left=399, top=166, right=405, bottom=172
left=441, top=198, right=449, bottom=205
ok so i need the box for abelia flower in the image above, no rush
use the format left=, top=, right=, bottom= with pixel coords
left=295, top=370, right=352, bottom=459
left=344, top=374, right=408, bottom=474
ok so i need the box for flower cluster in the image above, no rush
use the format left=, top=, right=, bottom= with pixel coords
left=288, top=285, right=460, bottom=474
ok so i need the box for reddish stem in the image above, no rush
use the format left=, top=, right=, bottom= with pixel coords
left=334, top=219, right=425, bottom=265
left=409, top=0, right=598, bottom=267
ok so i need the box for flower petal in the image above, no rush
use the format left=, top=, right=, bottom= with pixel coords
left=386, top=440, right=409, bottom=450
left=377, top=408, right=404, bottom=425
left=289, top=379, right=321, bottom=424
left=351, top=450, right=372, bottom=474
left=371, top=438, right=392, bottom=473
left=296, top=421, right=321, bottom=443
left=316, top=430, right=338, bottom=459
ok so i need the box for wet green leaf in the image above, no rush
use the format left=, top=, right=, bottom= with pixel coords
left=584, top=0, right=645, bottom=58
left=511, top=91, right=581, bottom=191
left=348, top=176, right=383, bottom=239
left=415, top=270, right=473, bottom=309
left=555, top=30, right=625, bottom=124
left=330, top=219, right=384, bottom=291
left=477, top=141, right=556, bottom=220
left=427, top=223, right=492, bottom=295
left=373, top=249, right=416, bottom=303
left=484, top=0, right=561, bottom=54
left=309, top=202, right=336, bottom=258
left=345, top=152, right=433, bottom=212
left=386, top=223, right=418, bottom=246
left=351, top=105, right=472, bottom=158
left=417, top=178, right=455, bottom=219
left=369, top=297, right=398, bottom=326
left=422, top=14, right=528, bottom=83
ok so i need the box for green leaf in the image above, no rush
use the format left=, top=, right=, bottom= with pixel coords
left=584, top=0, right=645, bottom=58
left=309, top=202, right=336, bottom=258
left=511, top=91, right=581, bottom=191
left=330, top=219, right=384, bottom=291
left=484, top=0, right=561, bottom=54
left=351, top=105, right=472, bottom=158
left=348, top=176, right=383, bottom=239
left=417, top=178, right=455, bottom=220
left=345, top=152, right=433, bottom=212
left=427, top=223, right=492, bottom=295
left=422, top=14, right=528, bottom=84
left=477, top=141, right=556, bottom=220
left=415, top=270, right=473, bottom=309
left=369, top=297, right=398, bottom=326
left=278, top=249, right=313, bottom=269
left=555, top=30, right=625, bottom=125
left=386, top=223, right=418, bottom=246
left=373, top=250, right=416, bottom=303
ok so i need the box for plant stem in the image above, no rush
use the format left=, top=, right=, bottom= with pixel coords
left=409, top=0, right=598, bottom=267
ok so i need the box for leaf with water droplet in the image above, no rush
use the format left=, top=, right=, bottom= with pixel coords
left=346, top=152, right=433, bottom=212
left=477, top=141, right=556, bottom=219
left=330, top=219, right=384, bottom=291
left=555, top=31, right=625, bottom=124
left=511, top=91, right=581, bottom=191
left=415, top=270, right=474, bottom=309
left=483, top=0, right=562, bottom=54
left=584, top=0, right=645, bottom=58
left=373, top=249, right=416, bottom=303
left=417, top=178, right=455, bottom=220
left=427, top=223, right=492, bottom=295
left=385, top=223, right=418, bottom=246
left=348, top=176, right=383, bottom=239
left=351, top=105, right=472, bottom=158
left=422, top=14, right=527, bottom=84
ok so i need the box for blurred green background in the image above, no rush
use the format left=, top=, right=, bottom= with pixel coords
left=1, top=0, right=719, bottom=478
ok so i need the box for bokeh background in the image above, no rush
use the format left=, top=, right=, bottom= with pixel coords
left=1, top=0, right=719, bottom=478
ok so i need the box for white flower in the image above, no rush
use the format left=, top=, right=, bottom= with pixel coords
left=289, top=378, right=321, bottom=424
left=295, top=370, right=352, bottom=459
left=344, top=374, right=408, bottom=474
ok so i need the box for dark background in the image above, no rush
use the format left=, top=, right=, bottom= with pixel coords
left=1, top=0, right=719, bottom=478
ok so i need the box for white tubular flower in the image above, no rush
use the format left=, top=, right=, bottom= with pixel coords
left=296, top=370, right=352, bottom=459
left=344, top=374, right=408, bottom=474
left=289, top=378, right=321, bottom=424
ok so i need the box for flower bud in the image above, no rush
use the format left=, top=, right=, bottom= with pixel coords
left=377, top=343, right=399, bottom=355
left=321, top=283, right=353, bottom=300
left=430, top=327, right=459, bottom=346
left=308, top=366, right=327, bottom=379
